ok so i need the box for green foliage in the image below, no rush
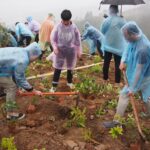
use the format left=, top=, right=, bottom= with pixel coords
left=93, top=56, right=102, bottom=63
left=69, top=107, right=87, bottom=128
left=95, top=107, right=106, bottom=117
left=104, top=83, right=114, bottom=93
left=114, top=114, right=135, bottom=128
left=75, top=75, right=102, bottom=96
left=1, top=137, right=17, bottom=150
left=83, top=128, right=92, bottom=142
left=0, top=24, right=10, bottom=47
left=4, top=101, right=19, bottom=112
left=89, top=65, right=102, bottom=73
left=109, top=126, right=123, bottom=139
left=107, top=99, right=118, bottom=109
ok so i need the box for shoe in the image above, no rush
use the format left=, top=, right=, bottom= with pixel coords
left=49, top=87, right=57, bottom=93
left=67, top=83, right=75, bottom=90
left=7, top=113, right=25, bottom=120
left=103, top=121, right=120, bottom=128
left=140, top=112, right=150, bottom=119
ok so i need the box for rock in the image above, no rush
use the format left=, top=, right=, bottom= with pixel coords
left=48, top=116, right=55, bottom=122
left=85, top=143, right=95, bottom=150
left=74, top=146, right=79, bottom=150
left=63, top=140, right=78, bottom=149
left=90, top=115, right=95, bottom=120
left=95, top=144, right=108, bottom=150
left=27, top=104, right=36, bottom=114
left=78, top=142, right=86, bottom=150
left=26, top=120, right=36, bottom=127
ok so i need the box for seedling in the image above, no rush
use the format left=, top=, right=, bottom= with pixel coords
left=109, top=126, right=123, bottom=139
left=1, top=137, right=17, bottom=150
left=69, top=107, right=87, bottom=128
left=107, top=99, right=118, bottom=109
left=83, top=128, right=92, bottom=142
left=95, top=107, right=106, bottom=118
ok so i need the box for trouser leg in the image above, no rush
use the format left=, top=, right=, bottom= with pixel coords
left=0, top=77, right=17, bottom=112
left=115, top=93, right=129, bottom=117
left=67, top=70, right=73, bottom=83
left=96, top=40, right=104, bottom=59
left=52, top=69, right=61, bottom=87
left=114, top=54, right=121, bottom=83
left=103, top=51, right=112, bottom=80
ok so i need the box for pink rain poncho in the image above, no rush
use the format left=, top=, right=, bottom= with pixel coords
left=50, top=22, right=82, bottom=70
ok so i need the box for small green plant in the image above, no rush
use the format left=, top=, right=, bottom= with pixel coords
left=83, top=128, right=92, bottom=142
left=70, top=107, right=87, bottom=128
left=75, top=75, right=102, bottom=96
left=107, top=99, right=118, bottom=109
left=34, top=148, right=46, bottom=150
left=104, top=83, right=114, bottom=93
left=1, top=137, right=17, bottom=150
left=4, top=101, right=19, bottom=112
left=93, top=56, right=102, bottom=63
left=109, top=126, right=123, bottom=139
left=126, top=114, right=135, bottom=128
left=95, top=107, right=106, bottom=117
left=90, top=65, right=102, bottom=73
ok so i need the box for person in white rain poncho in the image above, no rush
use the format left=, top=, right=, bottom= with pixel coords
left=103, top=22, right=150, bottom=128
left=49, top=10, right=82, bottom=92
left=0, top=42, right=42, bottom=120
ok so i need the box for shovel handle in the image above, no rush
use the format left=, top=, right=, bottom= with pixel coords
left=18, top=92, right=79, bottom=96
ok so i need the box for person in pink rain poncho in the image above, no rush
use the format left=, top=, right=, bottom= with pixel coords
left=49, top=9, right=82, bottom=92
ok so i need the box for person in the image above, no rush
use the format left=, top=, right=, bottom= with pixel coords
left=7, top=33, right=18, bottom=47
left=49, top=9, right=82, bottom=92
left=27, top=16, right=41, bottom=43
left=100, top=5, right=126, bottom=83
left=81, top=22, right=104, bottom=58
left=39, top=13, right=55, bottom=58
left=15, top=22, right=34, bottom=46
left=103, top=22, right=150, bottom=128
left=0, top=42, right=42, bottom=120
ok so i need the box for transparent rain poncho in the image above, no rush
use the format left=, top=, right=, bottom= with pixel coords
left=121, top=22, right=150, bottom=102
left=82, top=22, right=104, bottom=54
left=100, top=15, right=127, bottom=56
left=15, top=23, right=34, bottom=39
left=0, top=42, right=42, bottom=90
left=50, top=22, right=82, bottom=70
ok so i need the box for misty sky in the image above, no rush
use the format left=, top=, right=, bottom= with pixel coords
left=0, top=0, right=148, bottom=26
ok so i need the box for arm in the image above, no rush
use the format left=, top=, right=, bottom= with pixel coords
left=74, top=27, right=82, bottom=58
left=14, top=62, right=33, bottom=91
left=81, top=28, right=89, bottom=41
left=15, top=25, right=20, bottom=41
left=50, top=26, right=59, bottom=54
left=100, top=19, right=110, bottom=35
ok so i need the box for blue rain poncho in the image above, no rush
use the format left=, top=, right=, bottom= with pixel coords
left=0, top=42, right=42, bottom=90
left=121, top=22, right=150, bottom=102
left=100, top=15, right=127, bottom=56
left=15, top=22, right=34, bottom=39
left=82, top=22, right=104, bottom=54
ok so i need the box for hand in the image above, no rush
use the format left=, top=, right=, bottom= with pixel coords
left=54, top=48, right=59, bottom=55
left=128, top=90, right=134, bottom=97
left=33, top=89, right=43, bottom=96
left=119, top=62, right=126, bottom=71
left=77, top=52, right=82, bottom=59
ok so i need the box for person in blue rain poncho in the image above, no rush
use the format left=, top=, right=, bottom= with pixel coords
left=0, top=42, right=42, bottom=120
left=103, top=22, right=150, bottom=128
left=15, top=22, right=34, bottom=46
left=100, top=5, right=126, bottom=83
left=81, top=22, right=104, bottom=58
